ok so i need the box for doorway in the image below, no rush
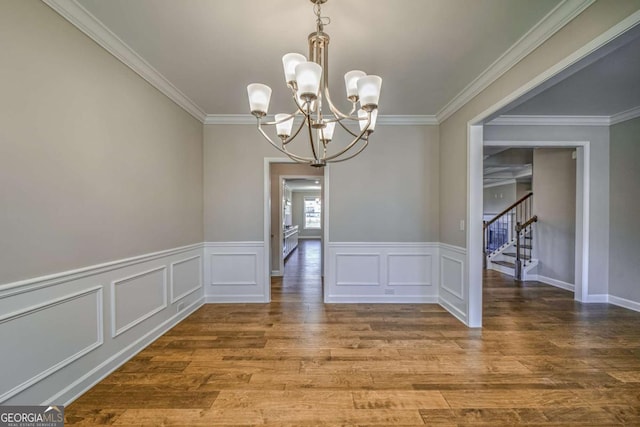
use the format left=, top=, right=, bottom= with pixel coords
left=263, top=158, right=327, bottom=302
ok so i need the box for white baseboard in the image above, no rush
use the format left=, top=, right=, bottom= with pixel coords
left=204, top=295, right=267, bottom=303
left=488, top=263, right=514, bottom=277
left=533, top=275, right=575, bottom=292
left=325, top=296, right=439, bottom=304
left=54, top=297, right=204, bottom=406
left=584, top=294, right=609, bottom=303
left=0, top=243, right=204, bottom=405
left=298, top=236, right=321, bottom=240
left=609, top=295, right=640, bottom=312
left=271, top=270, right=283, bottom=277
left=438, top=296, right=467, bottom=325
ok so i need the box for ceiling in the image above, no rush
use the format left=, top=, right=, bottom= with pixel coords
left=505, top=31, right=640, bottom=116
left=284, top=178, right=321, bottom=192
left=73, top=0, right=563, bottom=117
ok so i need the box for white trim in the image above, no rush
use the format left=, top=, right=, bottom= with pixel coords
left=0, top=287, right=104, bottom=403
left=439, top=243, right=467, bottom=255
left=466, top=125, right=484, bottom=327
left=487, top=115, right=610, bottom=126
left=0, top=243, right=202, bottom=297
left=438, top=296, right=467, bottom=325
left=205, top=114, right=438, bottom=126
left=204, top=295, right=266, bottom=303
left=376, top=115, right=438, bottom=126
left=584, top=294, right=608, bottom=303
left=110, top=266, right=168, bottom=338
left=204, top=241, right=264, bottom=248
left=298, top=236, right=322, bottom=240
left=324, top=296, right=439, bottom=304
left=608, top=295, right=640, bottom=312
left=610, top=105, right=640, bottom=125
left=169, top=255, right=202, bottom=304
left=483, top=179, right=517, bottom=189
left=535, top=275, right=575, bottom=292
left=440, top=255, right=464, bottom=299
left=51, top=297, right=203, bottom=406
left=42, top=0, right=206, bottom=122
left=328, top=242, right=440, bottom=249
left=209, top=253, right=258, bottom=286
left=436, top=0, right=596, bottom=122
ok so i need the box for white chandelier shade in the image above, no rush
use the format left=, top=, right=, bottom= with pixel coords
left=246, top=0, right=382, bottom=167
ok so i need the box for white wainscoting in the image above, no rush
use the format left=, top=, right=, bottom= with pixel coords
left=204, top=242, right=267, bottom=303
left=438, top=244, right=468, bottom=325
left=325, top=243, right=439, bottom=303
left=0, top=243, right=204, bottom=406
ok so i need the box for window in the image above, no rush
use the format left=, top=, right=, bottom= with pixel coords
left=304, top=197, right=321, bottom=229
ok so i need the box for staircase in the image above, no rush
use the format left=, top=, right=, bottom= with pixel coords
left=483, top=192, right=538, bottom=280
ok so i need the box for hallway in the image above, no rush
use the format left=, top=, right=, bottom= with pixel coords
left=275, top=239, right=323, bottom=304
left=65, top=262, right=640, bottom=425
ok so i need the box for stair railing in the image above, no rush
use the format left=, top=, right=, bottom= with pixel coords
left=514, top=215, right=538, bottom=280
left=483, top=192, right=533, bottom=268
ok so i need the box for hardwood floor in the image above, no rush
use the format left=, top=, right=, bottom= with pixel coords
left=66, top=240, right=640, bottom=425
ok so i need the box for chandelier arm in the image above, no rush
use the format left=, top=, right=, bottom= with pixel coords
left=324, top=115, right=371, bottom=162
left=329, top=138, right=370, bottom=163
left=261, top=109, right=301, bottom=126
left=334, top=116, right=361, bottom=138
left=323, top=86, right=357, bottom=120
left=256, top=121, right=314, bottom=162
left=282, top=116, right=308, bottom=146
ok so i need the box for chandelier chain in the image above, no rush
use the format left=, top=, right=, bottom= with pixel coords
left=313, top=2, right=330, bottom=32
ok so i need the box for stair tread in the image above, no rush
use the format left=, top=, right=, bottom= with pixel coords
left=503, top=252, right=532, bottom=259
left=492, top=260, right=516, bottom=268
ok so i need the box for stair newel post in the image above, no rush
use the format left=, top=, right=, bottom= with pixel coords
left=483, top=220, right=487, bottom=269
left=515, top=221, right=522, bottom=281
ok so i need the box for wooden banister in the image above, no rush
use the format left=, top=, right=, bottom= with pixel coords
left=484, top=192, right=533, bottom=229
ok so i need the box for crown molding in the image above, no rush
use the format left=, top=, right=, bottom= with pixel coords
left=42, top=0, right=207, bottom=123
left=436, top=0, right=596, bottom=124
left=487, top=115, right=610, bottom=126
left=204, top=114, right=438, bottom=126
left=377, top=115, right=439, bottom=125
left=610, top=105, right=640, bottom=125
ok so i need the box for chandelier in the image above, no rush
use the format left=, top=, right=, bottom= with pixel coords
left=246, top=0, right=382, bottom=167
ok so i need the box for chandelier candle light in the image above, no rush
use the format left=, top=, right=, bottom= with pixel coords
left=247, top=0, right=382, bottom=167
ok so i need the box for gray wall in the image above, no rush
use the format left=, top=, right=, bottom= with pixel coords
left=330, top=125, right=440, bottom=242
left=516, top=181, right=533, bottom=200
left=484, top=125, right=610, bottom=294
left=532, top=148, right=576, bottom=284
left=439, top=1, right=640, bottom=248
left=483, top=183, right=517, bottom=215
left=609, top=117, right=640, bottom=303
left=0, top=1, right=203, bottom=284
left=204, top=124, right=440, bottom=243
left=293, top=191, right=323, bottom=239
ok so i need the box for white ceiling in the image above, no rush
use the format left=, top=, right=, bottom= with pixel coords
left=74, top=0, right=562, bottom=117
left=284, top=178, right=321, bottom=192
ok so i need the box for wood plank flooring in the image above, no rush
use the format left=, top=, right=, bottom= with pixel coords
left=66, top=240, right=640, bottom=425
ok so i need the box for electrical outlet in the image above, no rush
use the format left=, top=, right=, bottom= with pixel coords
left=384, top=289, right=395, bottom=295
left=459, top=220, right=465, bottom=231
left=177, top=302, right=185, bottom=313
